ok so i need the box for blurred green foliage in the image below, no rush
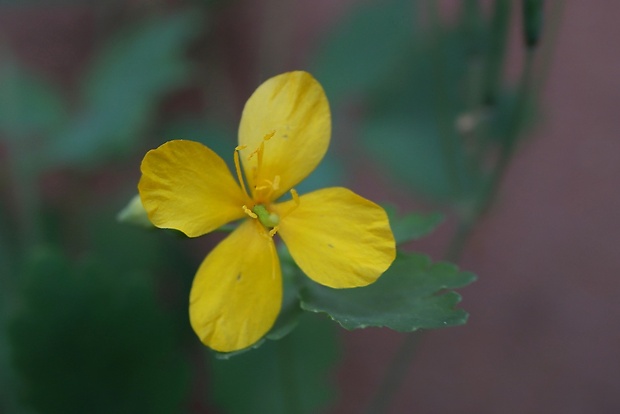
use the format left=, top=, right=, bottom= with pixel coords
left=313, top=0, right=414, bottom=107
left=0, top=59, right=67, bottom=139
left=210, top=314, right=338, bottom=414
left=0, top=0, right=546, bottom=412
left=383, top=205, right=444, bottom=245
left=9, top=248, right=189, bottom=414
left=47, top=12, right=201, bottom=168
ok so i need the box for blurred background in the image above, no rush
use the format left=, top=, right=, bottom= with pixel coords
left=1, top=1, right=619, bottom=413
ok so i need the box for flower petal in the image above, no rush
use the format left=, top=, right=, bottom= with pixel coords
left=189, top=220, right=282, bottom=352
left=238, top=71, right=330, bottom=201
left=139, top=140, right=246, bottom=237
left=274, top=187, right=396, bottom=288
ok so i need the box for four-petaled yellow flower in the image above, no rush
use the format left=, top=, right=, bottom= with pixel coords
left=138, top=71, right=395, bottom=352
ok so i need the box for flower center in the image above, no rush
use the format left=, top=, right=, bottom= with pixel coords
left=234, top=131, right=279, bottom=204
left=234, top=132, right=300, bottom=238
left=241, top=203, right=280, bottom=237
left=252, top=204, right=280, bottom=228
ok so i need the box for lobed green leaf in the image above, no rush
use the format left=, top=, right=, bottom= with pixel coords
left=300, top=252, right=476, bottom=331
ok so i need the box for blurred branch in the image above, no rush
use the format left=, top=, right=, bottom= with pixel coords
left=483, top=0, right=511, bottom=106
left=427, top=0, right=464, bottom=197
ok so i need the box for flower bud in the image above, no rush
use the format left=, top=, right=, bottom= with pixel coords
left=117, top=194, right=154, bottom=228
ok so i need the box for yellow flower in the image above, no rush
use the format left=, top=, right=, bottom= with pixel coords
left=138, top=71, right=395, bottom=352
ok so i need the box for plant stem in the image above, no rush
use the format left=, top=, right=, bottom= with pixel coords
left=364, top=218, right=474, bottom=414
left=277, top=336, right=300, bottom=414
left=364, top=332, right=422, bottom=414
left=427, top=0, right=464, bottom=197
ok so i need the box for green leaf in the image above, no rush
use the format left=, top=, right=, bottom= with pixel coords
left=300, top=252, right=476, bottom=331
left=0, top=57, right=67, bottom=138
left=162, top=119, right=236, bottom=162
left=384, top=205, right=444, bottom=245
left=312, top=0, right=414, bottom=105
left=47, top=11, right=201, bottom=167
left=8, top=248, right=189, bottom=414
left=210, top=313, right=338, bottom=414
left=363, top=114, right=459, bottom=200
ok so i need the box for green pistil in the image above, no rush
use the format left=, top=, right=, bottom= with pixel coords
left=252, top=204, right=280, bottom=228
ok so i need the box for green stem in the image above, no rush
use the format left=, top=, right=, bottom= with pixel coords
left=427, top=0, right=464, bottom=197
left=8, top=141, right=42, bottom=250
left=277, top=337, right=300, bottom=414
left=364, top=332, right=422, bottom=414
left=477, top=48, right=535, bottom=219
left=0, top=150, right=27, bottom=414
left=483, top=0, right=512, bottom=105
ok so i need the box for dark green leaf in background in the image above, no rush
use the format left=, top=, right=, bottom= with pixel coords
left=210, top=313, right=338, bottom=414
left=47, top=11, right=202, bottom=167
left=300, top=252, right=476, bottom=331
left=312, top=0, right=414, bottom=105
left=0, top=57, right=68, bottom=139
left=162, top=119, right=237, bottom=163
left=8, top=248, right=188, bottom=414
left=383, top=205, right=444, bottom=245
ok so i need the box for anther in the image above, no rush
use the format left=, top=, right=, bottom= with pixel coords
left=277, top=188, right=301, bottom=223
left=291, top=188, right=300, bottom=206
left=247, top=131, right=276, bottom=161
left=242, top=205, right=257, bottom=219
left=234, top=147, right=251, bottom=201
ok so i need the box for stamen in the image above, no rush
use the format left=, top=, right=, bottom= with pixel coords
left=247, top=131, right=276, bottom=198
left=234, top=146, right=250, bottom=200
left=267, top=236, right=279, bottom=278
left=242, top=205, right=257, bottom=219
left=269, top=226, right=279, bottom=237
left=253, top=220, right=272, bottom=241
left=247, top=131, right=275, bottom=161
left=291, top=188, right=300, bottom=206
left=254, top=174, right=281, bottom=201
left=277, top=188, right=301, bottom=223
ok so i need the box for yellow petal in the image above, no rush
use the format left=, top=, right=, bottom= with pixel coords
left=238, top=71, right=330, bottom=201
left=189, top=220, right=282, bottom=352
left=139, top=140, right=246, bottom=237
left=274, top=187, right=396, bottom=288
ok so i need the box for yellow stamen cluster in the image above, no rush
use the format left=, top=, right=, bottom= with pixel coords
left=233, top=132, right=300, bottom=238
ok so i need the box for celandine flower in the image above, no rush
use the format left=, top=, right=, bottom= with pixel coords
left=139, top=71, right=395, bottom=352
